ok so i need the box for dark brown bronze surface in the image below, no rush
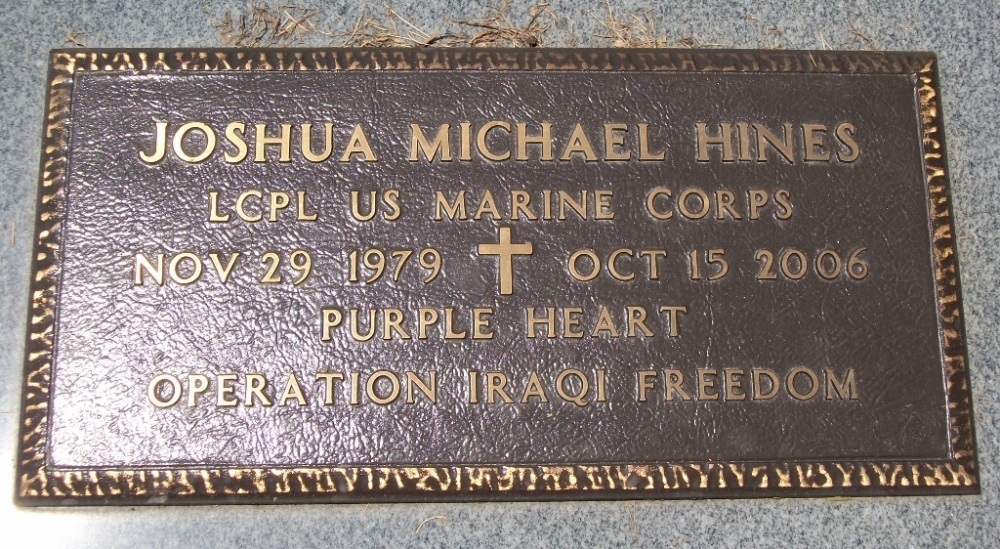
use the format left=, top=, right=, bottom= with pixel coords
left=17, top=48, right=977, bottom=504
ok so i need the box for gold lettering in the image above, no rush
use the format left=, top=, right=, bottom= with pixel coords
left=468, top=370, right=480, bottom=403
left=836, top=122, right=859, bottom=162
left=698, top=369, right=719, bottom=400
left=754, top=122, right=795, bottom=163
left=168, top=252, right=202, bottom=285
left=802, top=123, right=831, bottom=161
left=787, top=367, right=820, bottom=400
left=173, top=121, right=216, bottom=163
left=350, top=309, right=377, bottom=341
left=516, top=122, right=553, bottom=161
left=562, top=307, right=584, bottom=338
left=510, top=190, right=537, bottom=220
left=774, top=189, right=793, bottom=220
left=715, top=189, right=742, bottom=220
left=279, top=372, right=307, bottom=406
left=340, top=125, right=377, bottom=162
left=208, top=252, right=240, bottom=284
left=678, top=188, right=711, bottom=219
left=367, top=370, right=401, bottom=405
left=748, top=189, right=768, bottom=220
left=645, top=187, right=673, bottom=220
left=443, top=308, right=467, bottom=339
left=558, top=191, right=588, bottom=220
left=134, top=253, right=164, bottom=285
left=208, top=191, right=230, bottom=222
left=236, top=189, right=263, bottom=222
left=268, top=192, right=290, bottom=222
left=316, top=372, right=344, bottom=405
left=603, top=123, right=630, bottom=160
left=476, top=120, right=511, bottom=161
left=825, top=368, right=858, bottom=400
left=696, top=122, right=734, bottom=162
left=418, top=308, right=439, bottom=339
left=350, top=372, right=361, bottom=405
left=638, top=123, right=666, bottom=160
left=245, top=373, right=272, bottom=407
left=640, top=250, right=667, bottom=279
left=382, top=308, right=411, bottom=340
left=638, top=370, right=657, bottom=402
left=224, top=122, right=248, bottom=163
left=254, top=123, right=292, bottom=163
left=406, top=371, right=437, bottom=404
left=753, top=369, right=780, bottom=400
left=486, top=372, right=513, bottom=404
left=148, top=373, right=182, bottom=407
left=568, top=249, right=600, bottom=281
left=591, top=306, right=619, bottom=337
left=626, top=306, right=654, bottom=337
left=321, top=308, right=343, bottom=341
left=474, top=190, right=501, bottom=220
left=301, top=122, right=334, bottom=162
left=139, top=121, right=169, bottom=163
left=608, top=248, right=635, bottom=281
left=297, top=190, right=319, bottom=221
left=350, top=190, right=377, bottom=222
left=521, top=372, right=550, bottom=403
left=526, top=307, right=556, bottom=338
left=665, top=369, right=691, bottom=401
left=736, top=122, right=752, bottom=161
left=595, top=190, right=615, bottom=219
left=459, top=122, right=473, bottom=160
left=217, top=373, right=238, bottom=407
left=185, top=374, right=209, bottom=407
left=658, top=306, right=687, bottom=337
left=556, top=369, right=589, bottom=407
left=473, top=308, right=494, bottom=339
left=382, top=189, right=400, bottom=221
left=724, top=368, right=746, bottom=401
left=560, top=123, right=598, bottom=161
left=410, top=124, right=452, bottom=162
left=434, top=190, right=467, bottom=221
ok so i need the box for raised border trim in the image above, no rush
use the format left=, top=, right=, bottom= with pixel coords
left=16, top=48, right=977, bottom=504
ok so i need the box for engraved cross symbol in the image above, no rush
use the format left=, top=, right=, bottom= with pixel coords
left=478, top=226, right=534, bottom=295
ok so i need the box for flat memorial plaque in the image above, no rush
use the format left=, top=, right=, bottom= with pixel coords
left=18, top=49, right=978, bottom=504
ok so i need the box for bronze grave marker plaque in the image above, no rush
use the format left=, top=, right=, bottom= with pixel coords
left=17, top=49, right=978, bottom=504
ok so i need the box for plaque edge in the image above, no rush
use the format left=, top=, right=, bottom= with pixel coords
left=15, top=48, right=979, bottom=506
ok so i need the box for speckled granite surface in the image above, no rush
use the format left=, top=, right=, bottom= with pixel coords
left=1, top=1, right=997, bottom=547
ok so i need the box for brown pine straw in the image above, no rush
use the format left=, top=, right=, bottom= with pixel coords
left=61, top=0, right=885, bottom=51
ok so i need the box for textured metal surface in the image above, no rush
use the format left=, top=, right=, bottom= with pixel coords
left=17, top=48, right=975, bottom=504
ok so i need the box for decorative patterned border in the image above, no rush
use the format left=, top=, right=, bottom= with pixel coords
left=17, top=49, right=977, bottom=504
